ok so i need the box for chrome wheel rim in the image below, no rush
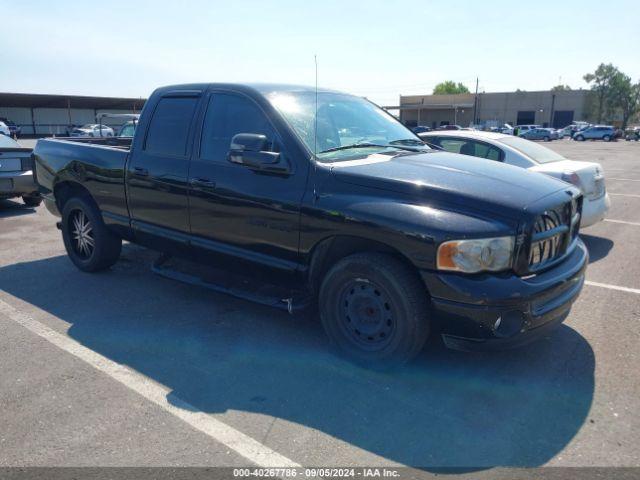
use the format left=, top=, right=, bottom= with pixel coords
left=70, top=209, right=94, bottom=259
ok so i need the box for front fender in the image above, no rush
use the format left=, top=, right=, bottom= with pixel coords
left=300, top=184, right=516, bottom=271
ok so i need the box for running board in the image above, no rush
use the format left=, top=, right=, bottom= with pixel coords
left=151, top=253, right=313, bottom=314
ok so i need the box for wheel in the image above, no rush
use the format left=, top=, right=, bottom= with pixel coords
left=603, top=135, right=611, bottom=142
left=319, top=252, right=430, bottom=365
left=575, top=135, right=584, bottom=141
left=61, top=196, right=121, bottom=272
left=544, top=136, right=550, bottom=142
left=22, top=195, right=42, bottom=207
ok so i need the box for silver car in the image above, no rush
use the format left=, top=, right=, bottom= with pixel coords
left=0, top=135, right=41, bottom=206
left=573, top=125, right=616, bottom=142
left=419, top=130, right=610, bottom=227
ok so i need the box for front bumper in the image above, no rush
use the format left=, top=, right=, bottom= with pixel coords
left=581, top=193, right=610, bottom=228
left=0, top=170, right=38, bottom=197
left=421, top=239, right=588, bottom=351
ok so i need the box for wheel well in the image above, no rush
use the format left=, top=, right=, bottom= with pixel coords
left=53, top=181, right=93, bottom=213
left=307, top=235, right=426, bottom=294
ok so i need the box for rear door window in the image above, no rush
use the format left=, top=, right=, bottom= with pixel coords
left=438, top=138, right=466, bottom=154
left=145, top=96, right=199, bottom=157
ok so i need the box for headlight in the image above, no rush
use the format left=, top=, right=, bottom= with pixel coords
left=437, top=236, right=514, bottom=273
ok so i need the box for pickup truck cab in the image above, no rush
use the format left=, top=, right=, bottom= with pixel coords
left=34, top=83, right=588, bottom=364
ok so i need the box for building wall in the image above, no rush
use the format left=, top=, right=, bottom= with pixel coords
left=0, top=106, right=138, bottom=135
left=400, top=90, right=589, bottom=129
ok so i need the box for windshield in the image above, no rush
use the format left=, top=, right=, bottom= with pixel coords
left=267, top=91, right=429, bottom=161
left=81, top=124, right=96, bottom=129
left=499, top=135, right=565, bottom=164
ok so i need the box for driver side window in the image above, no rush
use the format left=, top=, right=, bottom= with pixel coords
left=200, top=93, right=277, bottom=163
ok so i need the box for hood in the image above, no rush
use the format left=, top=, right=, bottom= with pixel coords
left=329, top=150, right=574, bottom=218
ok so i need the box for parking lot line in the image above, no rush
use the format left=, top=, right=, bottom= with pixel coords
left=585, top=281, right=640, bottom=295
left=604, top=219, right=640, bottom=226
left=0, top=297, right=300, bottom=469
left=608, top=178, right=640, bottom=182
left=608, top=193, right=640, bottom=198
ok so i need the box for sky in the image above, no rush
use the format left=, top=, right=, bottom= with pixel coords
left=2, top=0, right=639, bottom=106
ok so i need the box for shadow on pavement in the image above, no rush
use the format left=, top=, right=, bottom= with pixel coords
left=0, top=199, right=37, bottom=218
left=0, top=247, right=595, bottom=469
left=580, top=234, right=614, bottom=264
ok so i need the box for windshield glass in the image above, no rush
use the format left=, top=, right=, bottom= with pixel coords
left=499, top=135, right=565, bottom=164
left=267, top=91, right=429, bottom=161
left=81, top=124, right=96, bottom=129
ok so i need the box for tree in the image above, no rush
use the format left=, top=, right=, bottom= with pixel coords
left=608, top=73, right=640, bottom=129
left=551, top=84, right=572, bottom=91
left=584, top=63, right=619, bottom=123
left=433, top=81, right=470, bottom=95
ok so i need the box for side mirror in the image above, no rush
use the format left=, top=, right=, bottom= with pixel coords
left=228, top=133, right=285, bottom=173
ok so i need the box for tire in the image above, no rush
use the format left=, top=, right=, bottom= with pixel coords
left=575, top=135, right=584, bottom=141
left=603, top=135, right=611, bottom=142
left=22, top=195, right=42, bottom=207
left=319, top=252, right=430, bottom=365
left=61, top=196, right=121, bottom=272
left=544, top=136, right=550, bottom=142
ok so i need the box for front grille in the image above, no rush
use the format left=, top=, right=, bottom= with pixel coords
left=528, top=198, right=581, bottom=271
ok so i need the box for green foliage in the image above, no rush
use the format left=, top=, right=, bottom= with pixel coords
left=432, top=81, right=470, bottom=95
left=583, top=63, right=640, bottom=127
left=583, top=63, right=620, bottom=123
left=551, top=84, right=572, bottom=91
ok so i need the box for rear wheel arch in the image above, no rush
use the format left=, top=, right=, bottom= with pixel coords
left=54, top=181, right=94, bottom=213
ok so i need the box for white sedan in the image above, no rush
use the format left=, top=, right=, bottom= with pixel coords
left=0, top=121, right=10, bottom=136
left=419, top=130, right=610, bottom=227
left=70, top=124, right=114, bottom=137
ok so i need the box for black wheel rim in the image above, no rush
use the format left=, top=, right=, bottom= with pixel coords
left=338, top=279, right=395, bottom=350
left=70, top=209, right=94, bottom=259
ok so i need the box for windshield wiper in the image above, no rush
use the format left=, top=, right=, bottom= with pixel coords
left=389, top=138, right=426, bottom=147
left=319, top=142, right=424, bottom=154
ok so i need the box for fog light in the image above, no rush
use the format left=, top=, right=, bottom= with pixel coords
left=494, top=310, right=524, bottom=338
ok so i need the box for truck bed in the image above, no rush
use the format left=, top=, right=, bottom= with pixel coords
left=34, top=137, right=132, bottom=221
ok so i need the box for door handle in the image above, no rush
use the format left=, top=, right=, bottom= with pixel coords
left=134, top=167, right=149, bottom=176
left=190, top=178, right=216, bottom=188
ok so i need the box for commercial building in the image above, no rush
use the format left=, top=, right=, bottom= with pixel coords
left=397, top=89, right=590, bottom=129
left=0, top=92, right=146, bottom=137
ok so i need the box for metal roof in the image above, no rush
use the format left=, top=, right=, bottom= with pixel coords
left=0, top=92, right=146, bottom=109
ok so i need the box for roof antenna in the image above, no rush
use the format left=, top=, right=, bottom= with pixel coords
left=314, top=54, right=318, bottom=158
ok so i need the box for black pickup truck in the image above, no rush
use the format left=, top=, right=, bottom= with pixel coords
left=34, top=83, right=588, bottom=363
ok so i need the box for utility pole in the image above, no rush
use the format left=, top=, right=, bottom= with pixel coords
left=472, top=77, right=479, bottom=125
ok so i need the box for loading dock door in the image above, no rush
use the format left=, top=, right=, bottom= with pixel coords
left=517, top=111, right=536, bottom=125
left=553, top=111, right=574, bottom=129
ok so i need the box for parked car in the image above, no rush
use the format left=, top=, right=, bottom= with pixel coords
left=515, top=124, right=540, bottom=136
left=411, top=125, right=431, bottom=134
left=556, top=126, right=575, bottom=139
left=34, top=83, right=587, bottom=363
left=624, top=126, right=640, bottom=141
left=0, top=121, right=10, bottom=137
left=0, top=118, right=21, bottom=138
left=573, top=125, right=616, bottom=142
left=419, top=130, right=610, bottom=227
left=520, top=127, right=557, bottom=141
left=0, top=135, right=42, bottom=206
left=436, top=124, right=462, bottom=130
left=117, top=120, right=138, bottom=137
left=70, top=124, right=114, bottom=137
